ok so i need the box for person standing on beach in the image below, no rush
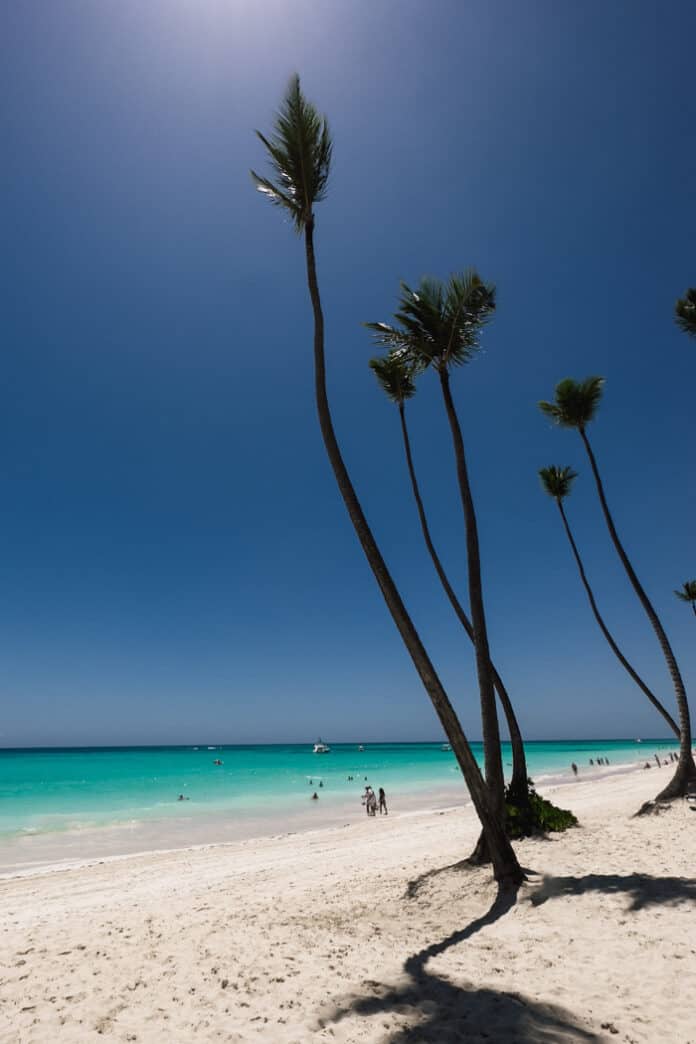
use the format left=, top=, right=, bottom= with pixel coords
left=571, top=763, right=578, bottom=777
left=378, top=787, right=388, bottom=814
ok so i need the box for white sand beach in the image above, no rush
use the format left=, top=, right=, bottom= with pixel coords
left=2, top=763, right=695, bottom=1043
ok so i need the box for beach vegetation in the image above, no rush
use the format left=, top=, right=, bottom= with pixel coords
left=539, top=465, right=680, bottom=739
left=539, top=380, right=696, bottom=801
left=251, top=75, right=523, bottom=888
left=367, top=275, right=506, bottom=864
left=674, top=580, right=696, bottom=617
left=505, top=779, right=577, bottom=838
left=369, top=349, right=532, bottom=811
left=675, top=287, right=696, bottom=338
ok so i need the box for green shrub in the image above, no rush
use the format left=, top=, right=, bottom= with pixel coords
left=505, top=778, right=577, bottom=838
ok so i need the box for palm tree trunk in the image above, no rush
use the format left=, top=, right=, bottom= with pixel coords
left=398, top=402, right=529, bottom=801
left=438, top=369, right=506, bottom=825
left=579, top=428, right=696, bottom=798
left=556, top=499, right=680, bottom=738
left=302, top=220, right=522, bottom=886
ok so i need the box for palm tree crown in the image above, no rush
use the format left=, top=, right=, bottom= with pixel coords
left=250, top=74, right=332, bottom=232
left=675, top=580, right=696, bottom=604
left=369, top=351, right=416, bottom=405
left=539, top=465, right=578, bottom=500
left=675, top=288, right=696, bottom=339
left=539, top=377, right=604, bottom=431
left=365, top=272, right=495, bottom=372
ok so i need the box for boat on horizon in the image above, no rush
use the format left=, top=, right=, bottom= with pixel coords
left=441, top=743, right=452, bottom=752
left=313, top=739, right=331, bottom=754
left=358, top=744, right=364, bottom=752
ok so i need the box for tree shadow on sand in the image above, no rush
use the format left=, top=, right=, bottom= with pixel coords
left=529, top=872, right=696, bottom=911
left=323, top=885, right=601, bottom=1043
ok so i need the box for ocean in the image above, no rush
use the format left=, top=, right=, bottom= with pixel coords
left=0, top=739, right=679, bottom=874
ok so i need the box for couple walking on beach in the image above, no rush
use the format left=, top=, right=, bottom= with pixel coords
left=363, top=786, right=387, bottom=816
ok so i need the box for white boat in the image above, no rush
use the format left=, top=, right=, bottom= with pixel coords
left=313, top=739, right=331, bottom=754
left=358, top=744, right=364, bottom=752
left=441, top=743, right=452, bottom=752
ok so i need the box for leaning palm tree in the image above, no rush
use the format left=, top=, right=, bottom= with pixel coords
left=251, top=76, right=522, bottom=886
left=370, top=351, right=530, bottom=805
left=539, top=379, right=695, bottom=799
left=539, top=465, right=680, bottom=739
left=367, top=275, right=506, bottom=858
left=675, top=288, right=696, bottom=339
left=675, top=580, right=696, bottom=618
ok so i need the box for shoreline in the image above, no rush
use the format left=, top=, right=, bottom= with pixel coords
left=0, top=748, right=679, bottom=881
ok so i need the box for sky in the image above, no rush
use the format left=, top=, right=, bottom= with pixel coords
left=2, top=0, right=695, bottom=747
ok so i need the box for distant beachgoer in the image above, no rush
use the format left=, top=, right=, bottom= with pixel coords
left=644, top=762, right=651, bottom=769
left=363, top=786, right=376, bottom=816
left=654, top=754, right=661, bottom=767
left=311, top=791, right=318, bottom=800
left=589, top=759, right=594, bottom=766
left=319, top=781, right=323, bottom=788
left=378, top=787, right=388, bottom=815
left=571, top=763, right=578, bottom=777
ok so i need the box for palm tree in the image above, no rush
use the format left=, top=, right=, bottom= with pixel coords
left=539, top=465, right=680, bottom=738
left=369, top=351, right=530, bottom=804
left=539, top=379, right=696, bottom=799
left=366, top=275, right=506, bottom=855
left=251, top=76, right=522, bottom=886
left=675, top=288, right=696, bottom=339
left=675, top=580, right=696, bottom=618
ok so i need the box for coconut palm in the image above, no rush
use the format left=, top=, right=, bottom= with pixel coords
left=539, top=379, right=695, bottom=799
left=251, top=76, right=522, bottom=886
left=675, top=580, right=696, bottom=618
left=369, top=351, right=531, bottom=804
left=366, top=275, right=505, bottom=853
left=539, top=465, right=679, bottom=738
left=675, top=288, right=696, bottom=339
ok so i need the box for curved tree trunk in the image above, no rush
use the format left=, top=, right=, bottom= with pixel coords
left=556, top=500, right=680, bottom=739
left=438, top=370, right=505, bottom=828
left=579, top=428, right=696, bottom=798
left=303, top=220, right=522, bottom=887
left=398, top=403, right=529, bottom=801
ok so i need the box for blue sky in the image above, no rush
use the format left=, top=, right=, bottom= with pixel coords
left=3, top=0, right=695, bottom=746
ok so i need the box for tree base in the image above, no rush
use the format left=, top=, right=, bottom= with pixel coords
left=467, top=780, right=578, bottom=865
left=652, top=753, right=696, bottom=803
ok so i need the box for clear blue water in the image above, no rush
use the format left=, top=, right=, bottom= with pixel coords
left=0, top=739, right=679, bottom=844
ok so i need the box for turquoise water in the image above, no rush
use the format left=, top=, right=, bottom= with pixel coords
left=0, top=739, right=680, bottom=846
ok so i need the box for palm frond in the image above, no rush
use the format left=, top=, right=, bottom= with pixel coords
left=369, top=352, right=416, bottom=404
left=674, top=580, right=696, bottom=603
left=250, top=74, right=332, bottom=232
left=539, top=376, right=605, bottom=430
left=675, top=288, right=696, bottom=339
left=539, top=465, right=578, bottom=500
left=365, top=271, right=495, bottom=372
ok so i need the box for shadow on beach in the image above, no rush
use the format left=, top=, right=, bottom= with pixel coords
left=528, top=871, right=696, bottom=911
left=323, top=885, right=601, bottom=1043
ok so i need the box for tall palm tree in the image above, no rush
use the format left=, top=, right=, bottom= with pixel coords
left=675, top=580, right=696, bottom=618
left=539, top=465, right=680, bottom=738
left=675, top=288, right=696, bottom=339
left=539, top=379, right=696, bottom=799
left=366, top=275, right=506, bottom=849
left=369, top=351, right=530, bottom=804
left=251, top=76, right=522, bottom=886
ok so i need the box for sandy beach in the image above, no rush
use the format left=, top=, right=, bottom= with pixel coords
left=1, top=763, right=695, bottom=1043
